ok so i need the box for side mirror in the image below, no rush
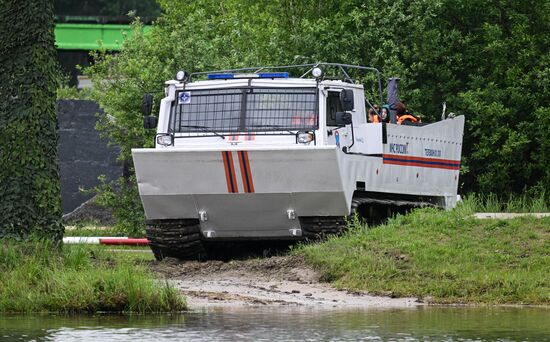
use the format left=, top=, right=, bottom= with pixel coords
left=143, top=116, right=158, bottom=129
left=340, top=89, right=354, bottom=112
left=335, top=111, right=352, bottom=126
left=141, top=93, right=153, bottom=116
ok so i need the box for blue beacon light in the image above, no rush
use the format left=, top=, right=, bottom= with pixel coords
left=207, top=72, right=289, bottom=79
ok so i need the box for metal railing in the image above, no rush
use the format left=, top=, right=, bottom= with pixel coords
left=189, top=62, right=383, bottom=106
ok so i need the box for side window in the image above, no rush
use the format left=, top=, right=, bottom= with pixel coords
left=326, top=91, right=342, bottom=127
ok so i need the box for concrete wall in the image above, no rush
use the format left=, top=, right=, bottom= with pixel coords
left=57, top=100, right=121, bottom=214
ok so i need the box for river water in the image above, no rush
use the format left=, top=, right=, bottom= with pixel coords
left=1, top=307, right=548, bottom=341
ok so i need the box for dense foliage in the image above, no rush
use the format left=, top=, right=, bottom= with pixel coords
left=86, top=0, right=549, bottom=228
left=0, top=1, right=63, bottom=240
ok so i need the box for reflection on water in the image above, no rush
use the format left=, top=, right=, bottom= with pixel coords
left=1, top=307, right=549, bottom=341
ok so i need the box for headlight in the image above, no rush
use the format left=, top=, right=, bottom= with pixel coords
left=176, top=70, right=189, bottom=82
left=156, top=134, right=173, bottom=146
left=312, top=67, right=323, bottom=78
left=297, top=131, right=314, bottom=144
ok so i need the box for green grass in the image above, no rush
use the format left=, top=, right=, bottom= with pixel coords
left=298, top=204, right=550, bottom=305
left=0, top=240, right=185, bottom=313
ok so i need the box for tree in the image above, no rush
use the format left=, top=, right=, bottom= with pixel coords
left=87, top=0, right=549, bottom=230
left=0, top=0, right=64, bottom=240
left=287, top=0, right=550, bottom=196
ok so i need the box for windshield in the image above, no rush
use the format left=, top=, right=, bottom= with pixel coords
left=169, top=87, right=318, bottom=133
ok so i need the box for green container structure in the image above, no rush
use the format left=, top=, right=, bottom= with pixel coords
left=55, top=23, right=151, bottom=50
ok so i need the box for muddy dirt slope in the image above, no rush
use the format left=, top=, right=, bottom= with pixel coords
left=150, top=255, right=420, bottom=309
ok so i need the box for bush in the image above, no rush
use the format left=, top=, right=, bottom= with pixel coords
left=91, top=175, right=145, bottom=237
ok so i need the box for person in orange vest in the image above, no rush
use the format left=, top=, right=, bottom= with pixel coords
left=368, top=105, right=380, bottom=123
left=395, top=101, right=421, bottom=125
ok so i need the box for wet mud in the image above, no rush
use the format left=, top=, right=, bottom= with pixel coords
left=150, top=255, right=420, bottom=309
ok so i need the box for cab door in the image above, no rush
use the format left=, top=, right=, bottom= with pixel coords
left=325, top=90, right=351, bottom=148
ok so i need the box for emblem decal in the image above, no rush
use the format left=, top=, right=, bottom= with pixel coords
left=178, top=91, right=191, bottom=104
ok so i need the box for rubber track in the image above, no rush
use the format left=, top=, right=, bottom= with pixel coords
left=351, top=197, right=436, bottom=208
left=299, top=198, right=365, bottom=238
left=146, top=219, right=205, bottom=260
left=299, top=216, right=348, bottom=238
left=300, top=197, right=431, bottom=239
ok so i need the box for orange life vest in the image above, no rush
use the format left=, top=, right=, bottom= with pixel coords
left=397, top=114, right=420, bottom=125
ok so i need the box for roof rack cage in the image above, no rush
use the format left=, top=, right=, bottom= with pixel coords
left=189, top=62, right=383, bottom=105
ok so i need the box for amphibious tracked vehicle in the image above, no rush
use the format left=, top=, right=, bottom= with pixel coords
left=132, top=63, right=465, bottom=260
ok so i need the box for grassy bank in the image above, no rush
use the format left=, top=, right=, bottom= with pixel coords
left=298, top=205, right=550, bottom=305
left=0, top=240, right=185, bottom=313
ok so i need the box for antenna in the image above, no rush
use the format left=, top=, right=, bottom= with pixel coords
left=441, top=101, right=447, bottom=120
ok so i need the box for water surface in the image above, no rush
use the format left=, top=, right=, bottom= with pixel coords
left=1, top=307, right=548, bottom=341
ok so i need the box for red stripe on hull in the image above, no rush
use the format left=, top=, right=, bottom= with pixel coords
left=222, top=151, right=238, bottom=193
left=226, top=151, right=238, bottom=192
left=383, top=154, right=461, bottom=166
left=237, top=151, right=255, bottom=193
left=383, top=159, right=460, bottom=170
left=237, top=152, right=249, bottom=192
left=242, top=151, right=255, bottom=193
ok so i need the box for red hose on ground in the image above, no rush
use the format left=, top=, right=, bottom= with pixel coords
left=99, top=238, right=150, bottom=246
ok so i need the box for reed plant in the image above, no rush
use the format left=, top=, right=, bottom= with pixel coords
left=460, top=192, right=549, bottom=213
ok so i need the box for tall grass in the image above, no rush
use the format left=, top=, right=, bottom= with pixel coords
left=460, top=192, right=549, bottom=213
left=0, top=240, right=185, bottom=313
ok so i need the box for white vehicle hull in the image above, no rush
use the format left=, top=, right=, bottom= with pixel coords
left=132, top=116, right=464, bottom=239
